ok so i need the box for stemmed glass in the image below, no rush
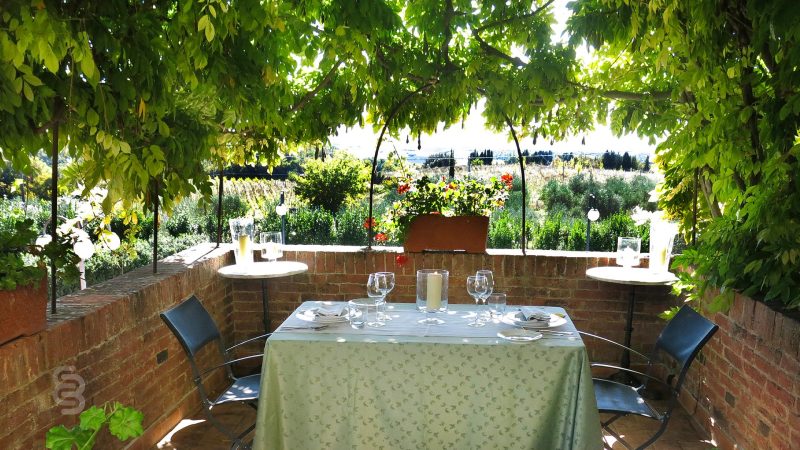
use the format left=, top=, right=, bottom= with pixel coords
left=375, top=271, right=395, bottom=321
left=366, top=273, right=387, bottom=327
left=476, top=269, right=494, bottom=322
left=466, top=274, right=489, bottom=327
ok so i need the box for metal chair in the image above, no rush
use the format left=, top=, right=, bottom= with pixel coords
left=580, top=305, right=718, bottom=449
left=161, top=295, right=270, bottom=450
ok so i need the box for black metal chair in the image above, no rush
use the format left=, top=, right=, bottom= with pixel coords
left=161, top=295, right=270, bottom=450
left=580, top=305, right=718, bottom=449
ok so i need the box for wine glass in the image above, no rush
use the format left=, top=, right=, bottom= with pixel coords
left=466, top=274, right=488, bottom=327
left=375, top=272, right=395, bottom=321
left=366, top=273, right=386, bottom=327
left=260, top=231, right=283, bottom=262
left=476, top=269, right=494, bottom=321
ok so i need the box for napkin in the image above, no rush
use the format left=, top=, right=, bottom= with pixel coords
left=518, top=307, right=551, bottom=322
left=311, top=304, right=346, bottom=317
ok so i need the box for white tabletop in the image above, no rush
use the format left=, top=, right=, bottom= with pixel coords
left=275, top=302, right=580, bottom=342
left=217, top=261, right=308, bottom=279
left=586, top=266, right=678, bottom=286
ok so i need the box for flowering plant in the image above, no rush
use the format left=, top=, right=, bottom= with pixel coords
left=372, top=173, right=513, bottom=242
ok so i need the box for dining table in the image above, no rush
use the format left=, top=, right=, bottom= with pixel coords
left=253, top=301, right=602, bottom=450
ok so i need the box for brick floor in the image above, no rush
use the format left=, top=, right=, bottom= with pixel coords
left=155, top=402, right=714, bottom=449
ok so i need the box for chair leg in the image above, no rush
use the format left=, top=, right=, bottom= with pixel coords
left=635, top=421, right=669, bottom=450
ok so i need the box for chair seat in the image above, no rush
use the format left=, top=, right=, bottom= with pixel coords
left=593, top=378, right=660, bottom=419
left=214, top=374, right=261, bottom=405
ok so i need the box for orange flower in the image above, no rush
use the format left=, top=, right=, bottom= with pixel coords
left=363, top=217, right=376, bottom=229
left=395, top=254, right=409, bottom=267
left=375, top=233, right=388, bottom=242
left=397, top=184, right=410, bottom=194
left=447, top=182, right=456, bottom=191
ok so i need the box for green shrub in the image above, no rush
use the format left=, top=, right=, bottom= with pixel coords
left=334, top=204, right=369, bottom=245
left=286, top=207, right=335, bottom=244
left=566, top=219, right=587, bottom=251
left=533, top=213, right=568, bottom=250
left=200, top=194, right=249, bottom=240
left=291, top=152, right=369, bottom=213
left=488, top=210, right=521, bottom=249
left=589, top=212, right=649, bottom=252
left=540, top=174, right=656, bottom=220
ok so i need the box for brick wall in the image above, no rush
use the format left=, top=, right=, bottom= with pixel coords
left=0, top=243, right=234, bottom=450
left=679, top=291, right=800, bottom=450
left=231, top=246, right=678, bottom=365
left=15, top=243, right=782, bottom=450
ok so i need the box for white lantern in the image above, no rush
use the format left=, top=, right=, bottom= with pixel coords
left=587, top=208, right=600, bottom=222
left=275, top=204, right=288, bottom=216
left=73, top=238, right=95, bottom=260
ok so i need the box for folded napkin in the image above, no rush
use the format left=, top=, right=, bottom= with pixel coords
left=518, top=307, right=551, bottom=322
left=310, top=304, right=347, bottom=317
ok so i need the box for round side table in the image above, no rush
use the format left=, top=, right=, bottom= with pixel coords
left=218, top=261, right=308, bottom=332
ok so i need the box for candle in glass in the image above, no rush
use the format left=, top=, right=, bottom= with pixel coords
left=427, top=273, right=442, bottom=309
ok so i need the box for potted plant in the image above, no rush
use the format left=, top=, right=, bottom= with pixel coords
left=376, top=173, right=513, bottom=253
left=0, top=218, right=80, bottom=346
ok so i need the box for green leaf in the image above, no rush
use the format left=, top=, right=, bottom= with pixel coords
left=204, top=22, right=215, bottom=42
left=86, top=108, right=99, bottom=126
left=107, top=405, right=144, bottom=441
left=22, top=82, right=33, bottom=101
left=45, top=425, right=77, bottom=450
left=79, top=406, right=106, bottom=432
left=22, top=72, right=41, bottom=86
left=197, top=15, right=209, bottom=32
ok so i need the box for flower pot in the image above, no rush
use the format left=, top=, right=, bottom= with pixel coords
left=404, top=215, right=489, bottom=253
left=0, top=277, right=48, bottom=346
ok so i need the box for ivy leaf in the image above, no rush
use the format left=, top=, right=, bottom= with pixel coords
left=79, top=405, right=106, bottom=432
left=107, top=404, right=144, bottom=441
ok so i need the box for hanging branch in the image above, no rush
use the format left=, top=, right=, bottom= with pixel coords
left=503, top=114, right=527, bottom=254
left=291, top=59, right=343, bottom=112
left=367, top=82, right=439, bottom=249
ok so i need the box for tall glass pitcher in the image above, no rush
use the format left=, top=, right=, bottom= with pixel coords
left=229, top=217, right=254, bottom=265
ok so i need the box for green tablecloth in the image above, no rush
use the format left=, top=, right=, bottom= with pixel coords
left=253, top=302, right=602, bottom=450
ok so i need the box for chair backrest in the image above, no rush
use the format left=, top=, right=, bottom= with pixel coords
left=653, top=305, right=718, bottom=390
left=160, top=295, right=222, bottom=357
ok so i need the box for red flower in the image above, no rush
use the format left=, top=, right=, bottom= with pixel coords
left=501, top=173, right=513, bottom=189
left=375, top=233, right=388, bottom=242
left=395, top=254, right=409, bottom=267
left=397, top=184, right=410, bottom=194
left=363, top=217, right=376, bottom=229
left=447, top=182, right=456, bottom=191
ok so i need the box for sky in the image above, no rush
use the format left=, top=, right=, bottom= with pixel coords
left=329, top=0, right=658, bottom=159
